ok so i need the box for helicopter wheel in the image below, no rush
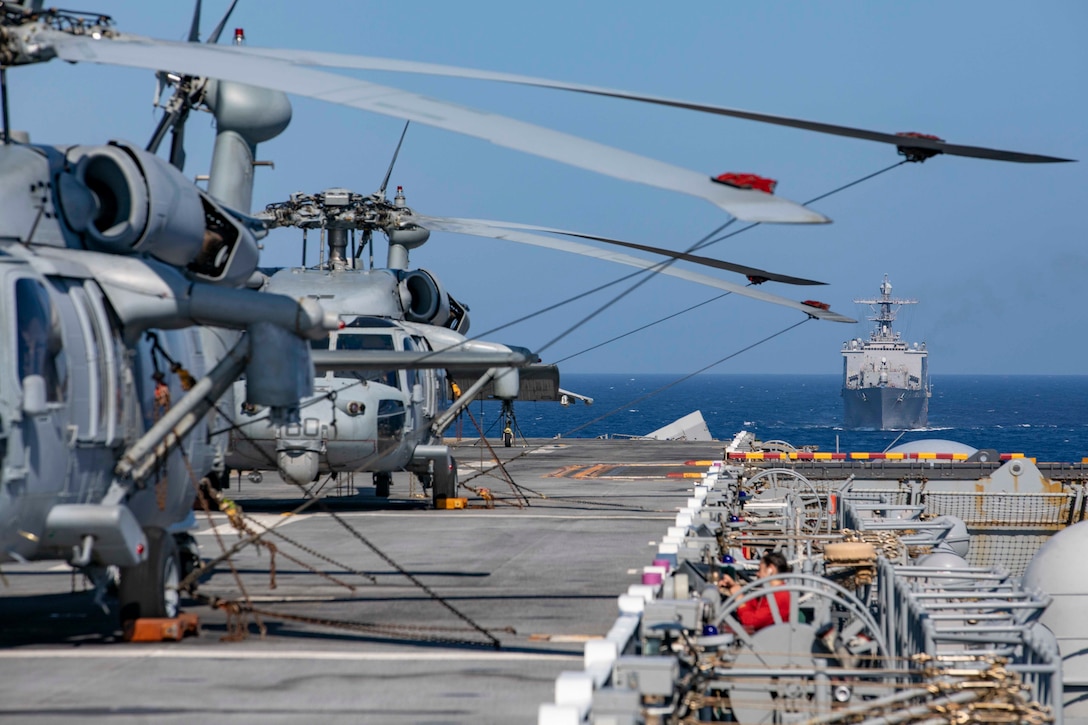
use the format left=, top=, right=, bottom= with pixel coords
left=374, top=472, right=392, bottom=498
left=176, top=533, right=201, bottom=586
left=432, top=456, right=458, bottom=508
left=118, top=527, right=181, bottom=622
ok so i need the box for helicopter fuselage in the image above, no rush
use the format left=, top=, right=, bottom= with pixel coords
left=219, top=261, right=522, bottom=503
left=0, top=138, right=328, bottom=582
left=224, top=277, right=449, bottom=486
left=0, top=244, right=213, bottom=566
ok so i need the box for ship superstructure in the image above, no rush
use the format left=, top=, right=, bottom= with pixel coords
left=842, top=275, right=930, bottom=429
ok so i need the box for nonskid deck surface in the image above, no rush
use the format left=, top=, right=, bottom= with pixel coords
left=0, top=438, right=721, bottom=724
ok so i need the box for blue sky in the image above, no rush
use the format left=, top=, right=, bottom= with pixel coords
left=9, top=1, right=1086, bottom=376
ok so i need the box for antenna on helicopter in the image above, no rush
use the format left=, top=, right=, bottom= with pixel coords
left=365, top=121, right=412, bottom=269
left=378, top=121, right=411, bottom=201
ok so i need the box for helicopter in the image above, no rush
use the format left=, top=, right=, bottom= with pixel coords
left=0, top=67, right=338, bottom=630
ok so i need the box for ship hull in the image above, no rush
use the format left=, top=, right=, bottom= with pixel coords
left=842, top=386, right=929, bottom=429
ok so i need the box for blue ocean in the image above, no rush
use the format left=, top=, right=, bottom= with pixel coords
left=474, top=374, right=1088, bottom=463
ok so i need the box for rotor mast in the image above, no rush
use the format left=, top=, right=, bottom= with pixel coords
left=259, top=185, right=431, bottom=271
left=203, top=29, right=292, bottom=213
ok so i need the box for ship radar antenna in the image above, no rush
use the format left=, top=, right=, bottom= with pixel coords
left=854, top=273, right=917, bottom=342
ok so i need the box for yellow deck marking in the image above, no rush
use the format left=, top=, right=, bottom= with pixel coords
left=573, top=464, right=609, bottom=479
left=528, top=634, right=604, bottom=643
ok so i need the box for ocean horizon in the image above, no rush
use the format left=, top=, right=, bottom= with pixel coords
left=467, top=374, right=1088, bottom=464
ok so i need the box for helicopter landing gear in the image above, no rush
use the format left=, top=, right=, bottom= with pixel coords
left=118, top=527, right=181, bottom=622
left=432, top=456, right=458, bottom=507
left=500, top=400, right=521, bottom=448
left=207, top=468, right=230, bottom=491
left=373, top=472, right=392, bottom=498
left=176, top=532, right=200, bottom=585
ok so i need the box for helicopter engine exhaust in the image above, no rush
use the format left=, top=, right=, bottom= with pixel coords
left=58, top=141, right=260, bottom=287
left=400, top=269, right=452, bottom=326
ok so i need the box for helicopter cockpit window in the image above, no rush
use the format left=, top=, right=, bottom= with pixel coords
left=15, top=278, right=66, bottom=402
left=335, top=332, right=397, bottom=388
left=402, top=336, right=419, bottom=390
left=376, top=399, right=406, bottom=439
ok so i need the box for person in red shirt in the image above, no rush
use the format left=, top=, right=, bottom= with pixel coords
left=718, top=551, right=792, bottom=632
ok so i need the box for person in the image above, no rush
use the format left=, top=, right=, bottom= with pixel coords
left=16, top=279, right=64, bottom=401
left=503, top=425, right=513, bottom=447
left=191, top=227, right=228, bottom=275
left=718, top=550, right=792, bottom=632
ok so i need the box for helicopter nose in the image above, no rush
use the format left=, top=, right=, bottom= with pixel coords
left=276, top=417, right=324, bottom=485
left=278, top=449, right=320, bottom=486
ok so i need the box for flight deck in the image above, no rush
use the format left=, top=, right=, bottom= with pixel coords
left=2, top=435, right=1085, bottom=723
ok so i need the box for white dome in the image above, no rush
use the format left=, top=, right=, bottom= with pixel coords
left=888, top=439, right=978, bottom=455
left=1023, top=521, right=1088, bottom=686
left=1024, top=521, right=1088, bottom=598
left=915, top=551, right=973, bottom=589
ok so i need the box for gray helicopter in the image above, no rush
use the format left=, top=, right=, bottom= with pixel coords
left=0, top=23, right=336, bottom=626
left=224, top=179, right=526, bottom=502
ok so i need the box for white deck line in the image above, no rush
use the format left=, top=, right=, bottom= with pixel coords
left=0, top=648, right=578, bottom=663
left=539, top=464, right=717, bottom=724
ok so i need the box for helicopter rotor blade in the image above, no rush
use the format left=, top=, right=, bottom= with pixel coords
left=238, top=49, right=1074, bottom=164
left=409, top=214, right=854, bottom=323
left=146, top=102, right=178, bottom=154
left=37, top=30, right=827, bottom=224
left=169, top=109, right=188, bottom=170
left=412, top=214, right=825, bottom=286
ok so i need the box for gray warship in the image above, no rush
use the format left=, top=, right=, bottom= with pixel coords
left=842, top=275, right=930, bottom=429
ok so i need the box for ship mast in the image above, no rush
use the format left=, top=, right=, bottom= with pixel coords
left=854, top=274, right=916, bottom=343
